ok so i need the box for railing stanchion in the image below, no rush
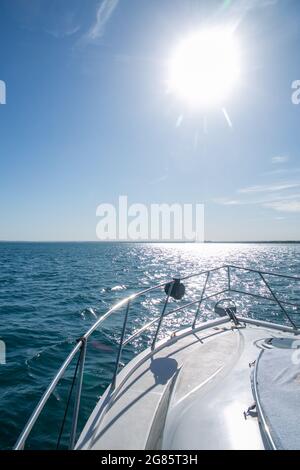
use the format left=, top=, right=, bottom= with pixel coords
left=69, top=339, right=87, bottom=450
left=228, top=266, right=231, bottom=291
left=112, top=301, right=131, bottom=391
left=193, top=271, right=210, bottom=329
left=152, top=282, right=174, bottom=350
left=259, top=273, right=297, bottom=330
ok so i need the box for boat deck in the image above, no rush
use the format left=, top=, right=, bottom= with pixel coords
left=76, top=321, right=297, bottom=450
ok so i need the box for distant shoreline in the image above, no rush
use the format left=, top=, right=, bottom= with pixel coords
left=0, top=240, right=300, bottom=244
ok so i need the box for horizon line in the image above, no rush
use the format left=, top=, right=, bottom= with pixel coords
left=0, top=240, right=300, bottom=244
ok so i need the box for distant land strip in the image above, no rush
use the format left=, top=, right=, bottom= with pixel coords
left=0, top=240, right=300, bottom=244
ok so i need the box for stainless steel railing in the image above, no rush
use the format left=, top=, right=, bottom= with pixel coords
left=14, top=265, right=300, bottom=450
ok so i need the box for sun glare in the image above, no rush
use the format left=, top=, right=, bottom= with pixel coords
left=168, top=28, right=240, bottom=108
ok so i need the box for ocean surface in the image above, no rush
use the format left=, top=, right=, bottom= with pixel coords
left=0, top=242, right=300, bottom=450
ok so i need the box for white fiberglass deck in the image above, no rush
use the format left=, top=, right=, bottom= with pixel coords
left=76, top=320, right=298, bottom=450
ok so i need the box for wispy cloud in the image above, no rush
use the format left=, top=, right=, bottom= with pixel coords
left=45, top=24, right=81, bottom=39
left=215, top=177, right=300, bottom=213
left=264, top=200, right=300, bottom=213
left=6, top=0, right=84, bottom=40
left=81, top=0, right=119, bottom=44
left=215, top=193, right=300, bottom=206
left=224, top=0, right=278, bottom=15
left=214, top=198, right=241, bottom=206
left=150, top=171, right=169, bottom=185
left=272, top=155, right=289, bottom=164
left=222, top=0, right=278, bottom=32
left=260, top=0, right=278, bottom=6
left=264, top=167, right=300, bottom=176
left=238, top=183, right=300, bottom=194
left=215, top=192, right=300, bottom=207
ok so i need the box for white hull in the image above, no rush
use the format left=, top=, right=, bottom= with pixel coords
left=76, top=318, right=299, bottom=450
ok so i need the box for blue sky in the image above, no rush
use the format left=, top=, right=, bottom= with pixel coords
left=0, top=0, right=300, bottom=241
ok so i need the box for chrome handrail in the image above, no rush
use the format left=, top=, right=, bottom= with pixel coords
left=14, top=265, right=300, bottom=450
left=14, top=341, right=82, bottom=450
left=252, top=350, right=277, bottom=450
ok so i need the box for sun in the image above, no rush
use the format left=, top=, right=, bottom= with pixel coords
left=168, top=28, right=240, bottom=108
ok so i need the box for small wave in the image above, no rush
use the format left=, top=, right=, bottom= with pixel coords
left=101, top=285, right=127, bottom=292
left=0, top=277, right=17, bottom=285
left=25, top=339, right=73, bottom=367
left=80, top=307, right=98, bottom=320
left=111, top=285, right=127, bottom=292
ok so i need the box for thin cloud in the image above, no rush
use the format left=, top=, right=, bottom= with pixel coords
left=216, top=192, right=300, bottom=207
left=264, top=200, right=300, bottom=213
left=214, top=198, right=241, bottom=206
left=272, top=155, right=289, bottom=164
left=45, top=24, right=81, bottom=39
left=6, top=1, right=84, bottom=40
left=264, top=167, right=300, bottom=176
left=260, top=0, right=278, bottom=6
left=221, top=0, right=278, bottom=33
left=215, top=175, right=300, bottom=214
left=150, top=173, right=168, bottom=185
left=81, top=0, right=119, bottom=44
left=238, top=183, right=300, bottom=194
